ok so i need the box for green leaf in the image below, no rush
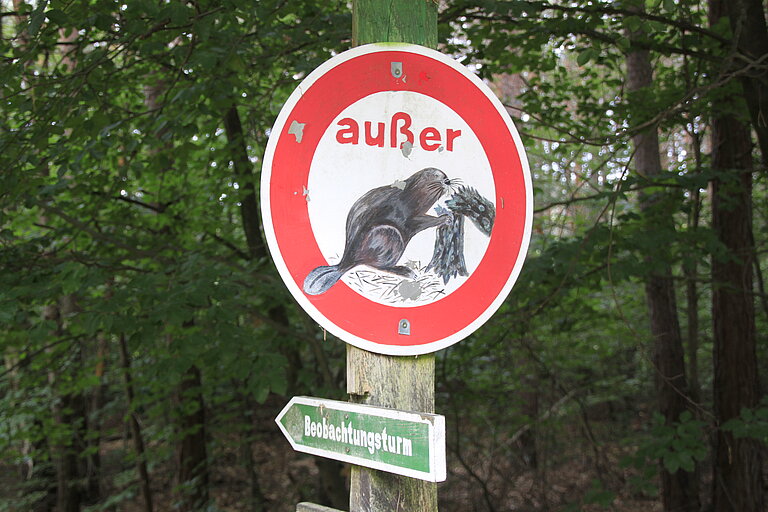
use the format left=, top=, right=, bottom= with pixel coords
left=577, top=49, right=596, bottom=66
left=624, top=16, right=643, bottom=32
left=28, top=0, right=50, bottom=36
left=46, top=8, right=69, bottom=25
left=665, top=454, right=680, bottom=473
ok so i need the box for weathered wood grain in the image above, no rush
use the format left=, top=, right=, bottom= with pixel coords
left=352, top=0, right=437, bottom=47
left=347, top=346, right=437, bottom=511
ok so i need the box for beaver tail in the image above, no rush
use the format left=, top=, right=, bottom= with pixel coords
left=303, top=264, right=345, bottom=295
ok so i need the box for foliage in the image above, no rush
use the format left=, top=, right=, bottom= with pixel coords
left=1, top=0, right=350, bottom=509
left=1, top=0, right=766, bottom=511
left=624, top=411, right=708, bottom=475
left=722, top=397, right=768, bottom=444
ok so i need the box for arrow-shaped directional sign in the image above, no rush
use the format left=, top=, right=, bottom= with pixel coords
left=275, top=396, right=446, bottom=482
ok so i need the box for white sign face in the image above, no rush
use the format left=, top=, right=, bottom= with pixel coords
left=261, top=43, right=532, bottom=356
left=307, top=91, right=495, bottom=306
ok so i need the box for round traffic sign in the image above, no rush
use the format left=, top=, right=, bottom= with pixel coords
left=261, top=43, right=532, bottom=356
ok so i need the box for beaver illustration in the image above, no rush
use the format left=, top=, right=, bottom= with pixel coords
left=303, top=167, right=456, bottom=295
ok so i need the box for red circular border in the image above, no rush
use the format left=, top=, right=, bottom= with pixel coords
left=268, top=50, right=527, bottom=349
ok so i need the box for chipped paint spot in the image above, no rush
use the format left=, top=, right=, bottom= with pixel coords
left=302, top=185, right=310, bottom=202
left=288, top=120, right=306, bottom=143
left=400, top=141, right=413, bottom=158
left=404, top=260, right=421, bottom=271
left=392, top=179, right=406, bottom=190
left=397, top=280, right=422, bottom=301
left=438, top=146, right=444, bottom=153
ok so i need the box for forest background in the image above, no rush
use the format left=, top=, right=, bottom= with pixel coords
left=0, top=0, right=766, bottom=511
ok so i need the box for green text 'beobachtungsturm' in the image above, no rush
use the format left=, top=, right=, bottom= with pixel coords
left=304, top=415, right=413, bottom=456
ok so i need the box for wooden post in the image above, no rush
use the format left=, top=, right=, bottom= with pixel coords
left=348, top=2, right=439, bottom=511
left=352, top=0, right=438, bottom=48
left=347, top=347, right=437, bottom=511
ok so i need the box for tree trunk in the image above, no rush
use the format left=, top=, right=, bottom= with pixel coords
left=626, top=13, right=700, bottom=511
left=684, top=134, right=703, bottom=405
left=175, top=363, right=209, bottom=512
left=708, top=3, right=765, bottom=511
left=517, top=368, right=539, bottom=468
left=223, top=104, right=265, bottom=260
left=238, top=410, right=269, bottom=512
left=45, top=298, right=87, bottom=512
left=62, top=319, right=88, bottom=512
left=316, top=458, right=349, bottom=510
left=81, top=332, right=107, bottom=505
left=727, top=0, right=768, bottom=164
left=118, top=334, right=154, bottom=512
left=683, top=200, right=702, bottom=405
left=709, top=106, right=764, bottom=512
left=4, top=350, right=57, bottom=510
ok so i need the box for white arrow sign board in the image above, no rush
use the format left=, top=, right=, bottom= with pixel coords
left=275, top=396, right=446, bottom=482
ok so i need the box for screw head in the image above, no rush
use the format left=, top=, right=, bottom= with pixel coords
left=398, top=318, right=411, bottom=335
left=391, top=62, right=403, bottom=78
